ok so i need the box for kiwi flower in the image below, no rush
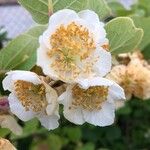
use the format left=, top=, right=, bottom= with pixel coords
left=2, top=71, right=59, bottom=130
left=37, top=9, right=111, bottom=83
left=59, top=77, right=125, bottom=126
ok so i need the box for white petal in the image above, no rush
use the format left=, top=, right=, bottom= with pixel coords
left=78, top=77, right=114, bottom=89
left=93, top=48, right=112, bottom=77
left=78, top=10, right=100, bottom=24
left=78, top=10, right=107, bottom=45
left=49, top=9, right=79, bottom=27
left=8, top=93, right=35, bottom=121
left=58, top=87, right=85, bottom=125
left=63, top=107, right=85, bottom=125
left=83, top=101, right=115, bottom=126
left=94, top=24, right=107, bottom=46
left=11, top=71, right=41, bottom=84
left=38, top=114, right=59, bottom=130
left=3, top=71, right=41, bottom=92
left=41, top=9, right=79, bottom=49
left=37, top=47, right=58, bottom=80
left=2, top=73, right=14, bottom=91
left=108, top=82, right=126, bottom=101
left=0, top=115, right=22, bottom=135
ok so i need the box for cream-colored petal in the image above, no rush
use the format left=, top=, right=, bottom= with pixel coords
left=115, top=100, right=125, bottom=110
left=42, top=81, right=59, bottom=116
left=0, top=115, right=22, bottom=135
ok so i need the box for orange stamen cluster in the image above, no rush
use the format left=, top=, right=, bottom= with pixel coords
left=72, top=85, right=109, bottom=111
left=47, top=22, right=96, bottom=80
left=14, top=80, right=47, bottom=112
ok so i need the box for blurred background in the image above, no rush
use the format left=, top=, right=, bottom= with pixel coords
left=0, top=0, right=34, bottom=38
left=0, top=0, right=150, bottom=150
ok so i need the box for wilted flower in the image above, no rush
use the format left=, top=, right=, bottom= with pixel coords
left=59, top=77, right=125, bottom=126
left=0, top=138, right=16, bottom=150
left=107, top=58, right=150, bottom=100
left=2, top=71, right=59, bottom=130
left=0, top=97, right=22, bottom=135
left=0, top=114, right=22, bottom=135
left=37, top=9, right=111, bottom=83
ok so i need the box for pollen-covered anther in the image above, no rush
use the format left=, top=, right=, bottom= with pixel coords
left=102, top=44, right=109, bottom=51
left=47, top=22, right=96, bottom=80
left=72, top=85, right=109, bottom=111
left=14, top=80, right=47, bottom=112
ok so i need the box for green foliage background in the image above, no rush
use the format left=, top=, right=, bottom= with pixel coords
left=0, top=0, right=150, bottom=149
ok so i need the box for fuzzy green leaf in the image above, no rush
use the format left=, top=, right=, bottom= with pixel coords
left=0, top=26, right=46, bottom=71
left=18, top=0, right=49, bottom=24
left=53, top=0, right=111, bottom=19
left=18, top=0, right=111, bottom=24
left=105, top=17, right=143, bottom=54
left=132, top=16, right=150, bottom=50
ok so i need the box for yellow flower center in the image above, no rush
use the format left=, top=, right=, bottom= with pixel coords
left=47, top=22, right=96, bottom=80
left=14, top=80, right=47, bottom=112
left=72, top=85, right=109, bottom=111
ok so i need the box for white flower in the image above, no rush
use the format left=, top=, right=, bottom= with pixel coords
left=118, top=0, right=138, bottom=10
left=37, top=9, right=111, bottom=83
left=2, top=71, right=59, bottom=130
left=59, top=77, right=125, bottom=126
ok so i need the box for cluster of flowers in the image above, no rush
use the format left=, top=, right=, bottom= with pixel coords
left=107, top=51, right=150, bottom=108
left=2, top=9, right=126, bottom=130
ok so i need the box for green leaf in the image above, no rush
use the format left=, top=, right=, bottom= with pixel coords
left=53, top=0, right=111, bottom=19
left=132, top=16, right=150, bottom=50
left=105, top=17, right=143, bottom=54
left=77, top=143, right=95, bottom=150
left=18, top=0, right=49, bottom=24
left=63, top=127, right=82, bottom=142
left=0, top=128, right=10, bottom=137
left=10, top=118, right=39, bottom=140
left=142, top=44, right=150, bottom=59
left=48, top=134, right=63, bottom=150
left=0, top=25, right=46, bottom=71
left=23, top=118, right=39, bottom=134
left=18, top=0, right=111, bottom=24
left=139, top=0, right=150, bottom=16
